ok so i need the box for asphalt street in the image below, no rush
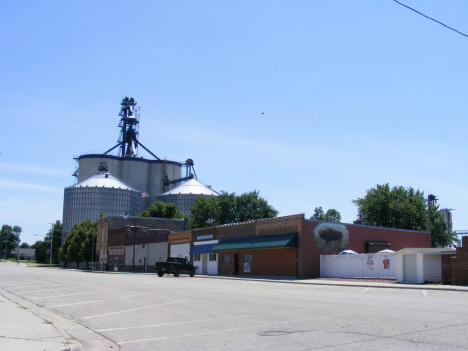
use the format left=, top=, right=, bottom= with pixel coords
left=1, top=262, right=467, bottom=350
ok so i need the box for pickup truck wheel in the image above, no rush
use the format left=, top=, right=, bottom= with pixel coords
left=158, top=272, right=164, bottom=277
left=190, top=271, right=195, bottom=277
left=174, top=270, right=180, bottom=277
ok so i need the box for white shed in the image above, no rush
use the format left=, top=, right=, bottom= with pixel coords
left=393, top=248, right=455, bottom=284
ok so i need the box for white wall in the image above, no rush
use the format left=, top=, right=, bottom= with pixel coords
left=423, top=255, right=442, bottom=283
left=170, top=243, right=190, bottom=260
left=396, top=252, right=428, bottom=284
left=320, top=253, right=395, bottom=278
left=148, top=242, right=168, bottom=266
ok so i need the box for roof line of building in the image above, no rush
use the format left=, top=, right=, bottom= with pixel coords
left=78, top=154, right=182, bottom=166
left=305, top=218, right=431, bottom=234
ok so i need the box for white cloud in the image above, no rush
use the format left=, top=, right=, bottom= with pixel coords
left=0, top=179, right=63, bottom=194
left=0, top=162, right=70, bottom=178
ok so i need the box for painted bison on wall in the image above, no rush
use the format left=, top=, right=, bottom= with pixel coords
left=318, top=228, right=343, bottom=249
left=313, top=223, right=349, bottom=251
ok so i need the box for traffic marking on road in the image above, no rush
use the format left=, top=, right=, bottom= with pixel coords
left=49, top=293, right=147, bottom=308
left=24, top=288, right=71, bottom=293
left=116, top=312, right=356, bottom=345
left=361, top=288, right=370, bottom=293
left=2, top=284, right=57, bottom=289
left=93, top=306, right=323, bottom=332
left=81, top=299, right=189, bottom=319
left=423, top=290, right=427, bottom=297
left=29, top=290, right=113, bottom=300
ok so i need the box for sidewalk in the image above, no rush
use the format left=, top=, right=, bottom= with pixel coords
left=90, top=268, right=468, bottom=292
left=0, top=287, right=117, bottom=351
left=195, top=274, right=468, bottom=292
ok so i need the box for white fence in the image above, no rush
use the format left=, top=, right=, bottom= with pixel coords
left=320, top=253, right=395, bottom=278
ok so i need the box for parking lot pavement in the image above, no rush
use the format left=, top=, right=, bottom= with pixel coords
left=2, top=261, right=468, bottom=351
left=0, top=263, right=117, bottom=351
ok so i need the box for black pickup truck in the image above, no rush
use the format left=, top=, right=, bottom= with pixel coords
left=155, top=257, right=196, bottom=277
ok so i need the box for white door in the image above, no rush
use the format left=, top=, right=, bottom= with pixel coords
left=403, top=255, right=417, bottom=282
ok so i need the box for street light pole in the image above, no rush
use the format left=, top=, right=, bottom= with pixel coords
left=48, top=223, right=54, bottom=268
left=16, top=236, right=20, bottom=265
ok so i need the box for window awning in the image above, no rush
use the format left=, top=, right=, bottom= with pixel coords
left=212, top=233, right=298, bottom=252
left=189, top=243, right=218, bottom=255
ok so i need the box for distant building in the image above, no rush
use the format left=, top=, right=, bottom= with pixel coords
left=11, top=248, right=36, bottom=261
left=96, top=215, right=187, bottom=271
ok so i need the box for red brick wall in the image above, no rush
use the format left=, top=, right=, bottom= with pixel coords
left=108, top=227, right=127, bottom=247
left=217, top=221, right=256, bottom=239
left=300, top=220, right=431, bottom=279
left=451, top=236, right=468, bottom=286
left=219, top=248, right=297, bottom=276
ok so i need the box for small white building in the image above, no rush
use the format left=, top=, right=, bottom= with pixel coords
left=189, top=240, right=219, bottom=275
left=393, top=248, right=455, bottom=284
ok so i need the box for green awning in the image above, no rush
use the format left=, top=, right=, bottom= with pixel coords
left=211, top=233, right=298, bottom=252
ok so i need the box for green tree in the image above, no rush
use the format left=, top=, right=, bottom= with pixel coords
left=60, top=219, right=96, bottom=265
left=19, top=242, right=30, bottom=248
left=44, top=221, right=62, bottom=264
left=352, top=183, right=427, bottom=231
left=1, top=225, right=13, bottom=259
left=430, top=204, right=455, bottom=248
left=188, top=190, right=278, bottom=229
left=34, top=240, right=48, bottom=264
left=310, top=207, right=342, bottom=222
left=235, top=191, right=277, bottom=223
left=140, top=201, right=184, bottom=219
left=324, top=209, right=341, bottom=222
left=188, top=197, right=218, bottom=229
left=1, top=225, right=22, bottom=259
left=353, top=183, right=454, bottom=248
left=80, top=226, right=96, bottom=266
left=311, top=207, right=325, bottom=220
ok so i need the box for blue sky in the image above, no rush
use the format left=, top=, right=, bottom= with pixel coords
left=2, top=1, right=468, bottom=246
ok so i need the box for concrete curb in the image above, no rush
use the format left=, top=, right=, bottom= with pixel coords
left=194, top=275, right=468, bottom=292
left=24, top=263, right=468, bottom=292
left=0, top=288, right=118, bottom=351
left=80, top=268, right=468, bottom=292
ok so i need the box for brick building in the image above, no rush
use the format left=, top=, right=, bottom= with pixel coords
left=451, top=236, right=468, bottom=285
left=168, top=214, right=431, bottom=279
left=96, top=215, right=187, bottom=270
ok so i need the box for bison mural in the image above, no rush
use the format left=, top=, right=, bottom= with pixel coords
left=313, top=223, right=349, bottom=251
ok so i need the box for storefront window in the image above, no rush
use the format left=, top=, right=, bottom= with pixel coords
left=209, top=253, right=217, bottom=261
left=194, top=254, right=201, bottom=261
left=244, top=255, right=252, bottom=263
left=223, top=255, right=231, bottom=263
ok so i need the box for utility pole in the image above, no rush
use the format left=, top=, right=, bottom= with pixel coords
left=428, top=194, right=438, bottom=243
left=439, top=208, right=454, bottom=248
left=16, top=238, right=19, bottom=264
left=48, top=223, right=54, bottom=268
left=133, top=217, right=136, bottom=273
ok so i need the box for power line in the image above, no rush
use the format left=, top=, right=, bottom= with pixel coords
left=393, top=0, right=468, bottom=38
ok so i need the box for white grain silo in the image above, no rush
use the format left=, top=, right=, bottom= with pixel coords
left=156, top=179, right=220, bottom=217
left=62, top=171, right=141, bottom=242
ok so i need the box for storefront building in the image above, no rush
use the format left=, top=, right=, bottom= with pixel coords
left=171, top=214, right=431, bottom=279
